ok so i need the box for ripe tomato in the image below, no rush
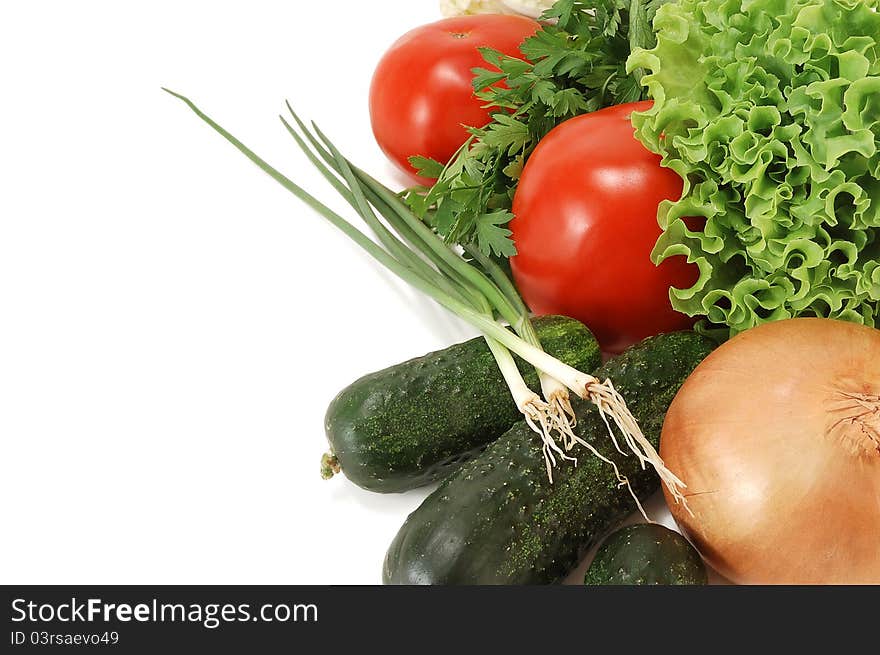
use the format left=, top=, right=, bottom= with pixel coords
left=509, top=101, right=699, bottom=354
left=369, top=15, right=539, bottom=185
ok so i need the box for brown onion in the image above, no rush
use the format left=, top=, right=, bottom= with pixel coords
left=661, top=318, right=880, bottom=584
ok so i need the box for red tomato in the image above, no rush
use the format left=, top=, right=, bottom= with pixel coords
left=509, top=101, right=699, bottom=354
left=369, top=15, right=540, bottom=185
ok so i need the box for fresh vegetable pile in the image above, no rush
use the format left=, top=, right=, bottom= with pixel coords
left=167, top=0, right=880, bottom=585
left=384, top=331, right=714, bottom=584
left=405, top=0, right=668, bottom=257
left=630, top=0, right=880, bottom=337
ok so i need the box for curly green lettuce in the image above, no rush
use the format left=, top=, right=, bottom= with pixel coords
left=628, top=0, right=880, bottom=337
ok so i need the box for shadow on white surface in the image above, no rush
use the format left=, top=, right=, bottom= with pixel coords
left=369, top=263, right=477, bottom=346
left=328, top=476, right=436, bottom=515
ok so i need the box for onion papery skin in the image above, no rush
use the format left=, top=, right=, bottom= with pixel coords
left=660, top=318, right=880, bottom=584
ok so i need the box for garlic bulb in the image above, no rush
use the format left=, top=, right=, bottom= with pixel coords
left=439, top=0, right=517, bottom=17
left=499, top=0, right=555, bottom=17
left=439, top=0, right=555, bottom=18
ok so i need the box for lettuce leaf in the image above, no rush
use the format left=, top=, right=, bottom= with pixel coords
left=627, top=0, right=880, bottom=337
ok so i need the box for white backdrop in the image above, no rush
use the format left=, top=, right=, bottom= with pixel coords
left=0, top=0, right=691, bottom=584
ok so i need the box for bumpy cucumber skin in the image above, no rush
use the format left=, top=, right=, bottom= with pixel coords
left=324, top=316, right=600, bottom=493
left=383, top=331, right=715, bottom=584
left=584, top=524, right=707, bottom=585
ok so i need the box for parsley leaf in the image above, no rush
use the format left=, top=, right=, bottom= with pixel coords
left=475, top=210, right=517, bottom=258
left=405, top=0, right=659, bottom=259
left=408, top=155, right=445, bottom=180
left=480, top=114, right=530, bottom=156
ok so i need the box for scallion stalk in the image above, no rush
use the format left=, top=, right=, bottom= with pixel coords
left=279, top=107, right=581, bottom=454
left=164, top=88, right=687, bottom=505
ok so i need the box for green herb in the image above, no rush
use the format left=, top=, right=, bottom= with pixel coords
left=406, top=0, right=669, bottom=257
left=629, top=0, right=880, bottom=338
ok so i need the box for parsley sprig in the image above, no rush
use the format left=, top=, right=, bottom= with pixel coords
left=404, top=0, right=668, bottom=258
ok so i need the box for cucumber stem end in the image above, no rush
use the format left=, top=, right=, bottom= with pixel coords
left=320, top=452, right=341, bottom=480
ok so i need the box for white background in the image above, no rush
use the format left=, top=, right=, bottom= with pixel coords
left=0, top=0, right=696, bottom=584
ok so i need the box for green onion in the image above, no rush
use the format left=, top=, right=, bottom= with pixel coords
left=164, top=88, right=687, bottom=504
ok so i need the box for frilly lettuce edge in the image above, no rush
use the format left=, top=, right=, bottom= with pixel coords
left=626, top=0, right=880, bottom=338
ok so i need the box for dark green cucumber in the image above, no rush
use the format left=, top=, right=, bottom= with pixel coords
left=584, top=524, right=707, bottom=585
left=324, top=316, right=601, bottom=493
left=383, top=331, right=715, bottom=584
